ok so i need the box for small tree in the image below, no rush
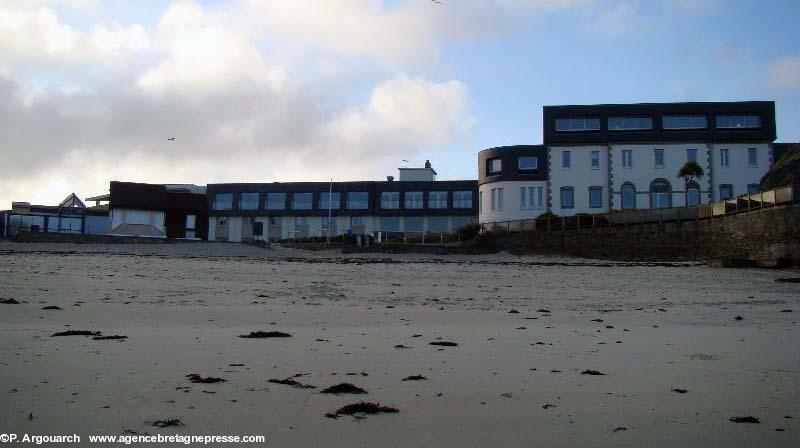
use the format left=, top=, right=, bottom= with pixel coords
left=677, top=161, right=705, bottom=183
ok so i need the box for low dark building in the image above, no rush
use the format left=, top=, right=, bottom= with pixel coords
left=108, top=182, right=208, bottom=239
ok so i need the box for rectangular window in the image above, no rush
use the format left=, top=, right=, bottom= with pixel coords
left=748, top=147, right=758, bottom=167
left=622, top=149, right=633, bottom=168
left=428, top=216, right=449, bottom=233
left=404, top=216, right=424, bottom=233
left=452, top=216, right=473, bottom=231
left=518, top=156, right=538, bottom=171
left=453, top=191, right=472, bottom=208
left=589, top=187, right=603, bottom=208
left=560, top=187, right=574, bottom=209
left=319, top=192, right=340, bottom=210
left=213, top=193, right=233, bottom=210
left=608, top=117, right=653, bottom=131
left=490, top=189, right=496, bottom=210
left=266, top=193, right=286, bottom=210
left=720, top=148, right=729, bottom=167
left=479, top=191, right=483, bottom=213
left=562, top=151, right=571, bottom=168
left=347, top=192, right=369, bottom=209
left=687, top=148, right=697, bottom=163
left=747, top=184, right=759, bottom=195
left=590, top=150, right=600, bottom=169
left=555, top=117, right=600, bottom=132
left=488, top=158, right=502, bottom=174
left=380, top=216, right=400, bottom=232
left=295, top=216, right=307, bottom=226
left=428, top=191, right=448, bottom=209
left=381, top=191, right=400, bottom=209
left=663, top=115, right=708, bottom=129
left=351, top=216, right=365, bottom=225
left=719, top=184, right=733, bottom=200
left=292, top=192, right=313, bottom=210
left=520, top=186, right=545, bottom=210
left=654, top=149, right=665, bottom=168
left=497, top=188, right=504, bottom=210
left=238, top=193, right=259, bottom=210
left=716, top=114, right=760, bottom=129
left=404, top=191, right=423, bottom=209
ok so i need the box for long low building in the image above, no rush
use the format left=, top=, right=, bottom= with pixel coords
left=206, top=162, right=478, bottom=242
left=0, top=193, right=108, bottom=237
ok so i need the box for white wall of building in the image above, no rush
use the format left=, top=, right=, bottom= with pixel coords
left=548, top=146, right=609, bottom=216
left=709, top=143, right=771, bottom=201
left=109, top=208, right=166, bottom=237
left=478, top=181, right=548, bottom=223
left=609, top=143, right=712, bottom=209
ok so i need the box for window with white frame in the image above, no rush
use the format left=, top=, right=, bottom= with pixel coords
left=497, top=188, right=503, bottom=210
left=622, top=149, right=633, bottom=168
left=621, top=183, right=636, bottom=210
left=686, top=182, right=700, bottom=206
left=589, top=186, right=603, bottom=208
left=720, top=148, right=729, bottom=166
left=292, top=192, right=313, bottom=210
left=404, top=191, right=423, bottom=209
left=347, top=192, right=369, bottom=209
left=239, top=193, right=259, bottom=210
left=663, top=115, right=708, bottom=129
left=453, top=191, right=472, bottom=208
left=518, top=156, right=538, bottom=171
left=213, top=193, right=233, bottom=211
left=654, top=149, right=665, bottom=168
left=488, top=158, right=502, bottom=174
left=562, top=151, right=571, bottom=168
left=650, top=180, right=671, bottom=209
left=716, top=114, right=760, bottom=129
left=520, top=186, right=544, bottom=210
left=319, top=192, right=340, bottom=210
left=381, top=192, right=400, bottom=209
left=555, top=117, right=600, bottom=132
left=608, top=116, right=653, bottom=130
left=560, top=187, right=574, bottom=209
left=590, top=150, right=600, bottom=169
left=428, top=191, right=448, bottom=209
left=266, top=193, right=286, bottom=210
left=748, top=147, right=758, bottom=167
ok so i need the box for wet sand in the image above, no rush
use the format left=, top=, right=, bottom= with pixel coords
left=1, top=242, right=799, bottom=447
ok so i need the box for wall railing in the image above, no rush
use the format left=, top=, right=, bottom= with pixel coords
left=480, top=185, right=797, bottom=234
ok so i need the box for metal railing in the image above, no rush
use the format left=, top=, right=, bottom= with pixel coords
left=480, top=185, right=797, bottom=233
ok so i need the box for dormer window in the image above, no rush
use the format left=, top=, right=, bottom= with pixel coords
left=716, top=114, right=760, bottom=129
left=555, top=117, right=600, bottom=132
left=518, top=156, right=538, bottom=171
left=608, top=117, right=653, bottom=130
left=488, top=158, right=502, bottom=174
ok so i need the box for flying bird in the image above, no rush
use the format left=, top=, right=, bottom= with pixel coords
left=168, top=137, right=175, bottom=141
left=430, top=0, right=441, bottom=4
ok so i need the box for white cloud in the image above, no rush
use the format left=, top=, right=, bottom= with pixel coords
left=768, top=57, right=800, bottom=90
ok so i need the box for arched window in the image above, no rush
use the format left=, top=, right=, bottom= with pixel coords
left=621, top=183, right=636, bottom=210
left=650, top=179, right=671, bottom=209
left=686, top=181, right=700, bottom=207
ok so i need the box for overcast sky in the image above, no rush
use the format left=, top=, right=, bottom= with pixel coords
left=2, top=0, right=799, bottom=208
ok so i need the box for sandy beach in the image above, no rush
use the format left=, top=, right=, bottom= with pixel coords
left=1, top=241, right=798, bottom=447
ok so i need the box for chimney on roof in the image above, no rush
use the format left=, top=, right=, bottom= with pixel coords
left=425, top=160, right=432, bottom=169
left=387, top=176, right=394, bottom=182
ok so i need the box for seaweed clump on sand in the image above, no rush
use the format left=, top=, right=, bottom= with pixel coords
left=429, top=341, right=458, bottom=347
left=319, top=383, right=367, bottom=395
left=239, top=331, right=292, bottom=338
left=268, top=378, right=316, bottom=389
left=581, top=369, right=606, bottom=376
left=52, top=330, right=102, bottom=337
left=186, top=374, right=226, bottom=384
left=729, top=416, right=760, bottom=424
left=402, top=375, right=427, bottom=381
left=93, top=335, right=128, bottom=340
left=325, top=402, right=398, bottom=419
left=1, top=298, right=21, bottom=304
left=152, top=418, right=184, bottom=428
